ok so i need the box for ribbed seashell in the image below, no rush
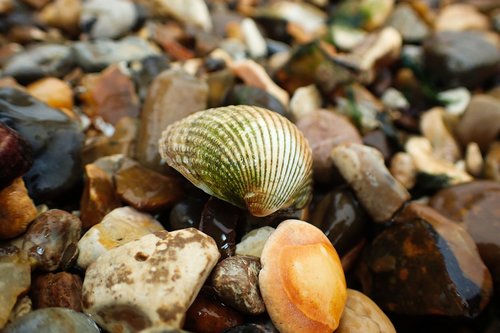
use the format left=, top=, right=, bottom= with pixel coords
left=159, top=105, right=313, bottom=217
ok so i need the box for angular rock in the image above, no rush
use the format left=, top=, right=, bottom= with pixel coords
left=32, top=272, right=83, bottom=311
left=81, top=0, right=138, bottom=39
left=77, top=206, right=164, bottom=269
left=211, top=255, right=265, bottom=315
left=22, top=209, right=82, bottom=271
left=359, top=203, right=493, bottom=317
left=0, top=88, right=84, bottom=201
left=82, top=229, right=220, bottom=332
left=136, top=69, right=208, bottom=170
left=423, top=31, right=500, bottom=88
left=235, top=226, right=274, bottom=258
left=2, top=44, right=74, bottom=83
left=114, top=159, right=185, bottom=212
left=0, top=178, right=37, bottom=239
left=0, top=245, right=31, bottom=329
left=0, top=123, right=32, bottom=190
left=296, top=110, right=362, bottom=183
left=3, top=308, right=100, bottom=333
left=330, top=143, right=410, bottom=223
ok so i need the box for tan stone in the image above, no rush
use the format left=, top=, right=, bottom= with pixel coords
left=0, top=178, right=37, bottom=239
left=27, top=77, right=74, bottom=110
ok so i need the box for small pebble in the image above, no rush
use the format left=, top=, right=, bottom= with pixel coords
left=81, top=0, right=138, bottom=39
left=0, top=178, right=37, bottom=239
left=235, top=226, right=275, bottom=258
left=32, top=272, right=83, bottom=311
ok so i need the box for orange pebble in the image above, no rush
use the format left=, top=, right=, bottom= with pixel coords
left=27, top=77, right=73, bottom=110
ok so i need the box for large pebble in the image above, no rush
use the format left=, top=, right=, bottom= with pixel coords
left=81, top=0, right=138, bottom=39
left=259, top=219, right=346, bottom=333
left=0, top=87, right=84, bottom=201
left=82, top=229, right=220, bottom=332
left=359, top=203, right=493, bottom=318
left=0, top=177, right=37, bottom=239
left=77, top=206, right=164, bottom=269
left=330, top=143, right=410, bottom=223
left=32, top=272, right=83, bottom=311
left=211, top=255, right=265, bottom=315
left=0, top=245, right=31, bottom=329
left=3, top=308, right=100, bottom=333
left=136, top=69, right=208, bottom=171
left=2, top=44, right=74, bottom=83
left=0, top=123, right=32, bottom=190
left=22, top=209, right=81, bottom=271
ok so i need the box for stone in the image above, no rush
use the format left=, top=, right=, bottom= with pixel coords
left=465, top=142, right=484, bottom=177
left=0, top=0, right=13, bottom=14
left=114, top=159, right=185, bottom=212
left=184, top=290, right=245, bottom=333
left=32, top=272, right=83, bottom=311
left=0, top=178, right=37, bottom=239
left=437, top=87, right=471, bottom=116
left=146, top=0, right=212, bottom=32
left=82, top=229, right=219, bottom=332
left=168, top=196, right=205, bottom=231
left=241, top=18, right=267, bottom=58
left=77, top=206, right=164, bottom=269
left=135, top=69, right=208, bottom=170
left=289, top=84, right=322, bottom=121
left=485, top=142, right=500, bottom=181
left=211, top=255, right=265, bottom=315
left=389, top=152, right=417, bottom=189
left=358, top=203, right=493, bottom=318
left=126, top=55, right=170, bottom=102
left=79, top=163, right=121, bottom=229
left=0, top=123, right=32, bottom=190
left=435, top=4, right=490, bottom=32
left=38, top=0, right=82, bottom=36
left=7, top=296, right=32, bottom=325
left=456, top=94, right=500, bottom=153
left=223, top=84, right=286, bottom=117
left=330, top=143, right=410, bottom=223
left=80, top=64, right=140, bottom=125
left=296, top=110, right=362, bottom=184
left=73, top=37, right=159, bottom=72
left=235, top=226, right=275, bottom=258
left=259, top=220, right=346, bottom=333
left=2, top=44, right=74, bottom=84
left=387, top=3, right=429, bottom=43
left=0, top=88, right=84, bottom=202
left=223, top=321, right=278, bottom=333
left=430, top=181, right=500, bottom=287
left=3, top=308, right=100, bottom=333
left=423, top=31, right=500, bottom=89
left=26, top=77, right=74, bottom=110
left=329, top=25, right=366, bottom=51
left=333, top=0, right=394, bottom=31
left=22, top=209, right=82, bottom=271
left=0, top=245, right=31, bottom=329
left=336, top=289, right=395, bottom=333
left=420, top=107, right=461, bottom=162
left=310, top=187, right=368, bottom=257
left=81, top=0, right=138, bottom=39
left=20, top=0, right=50, bottom=9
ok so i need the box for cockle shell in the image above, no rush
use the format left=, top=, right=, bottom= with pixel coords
left=158, top=105, right=313, bottom=217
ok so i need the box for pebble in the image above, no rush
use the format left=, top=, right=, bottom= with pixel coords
left=261, top=1, right=326, bottom=35
left=151, top=0, right=212, bottom=32
left=82, top=229, right=219, bottom=332
left=168, top=195, right=205, bottom=231
left=3, top=308, right=100, bottom=333
left=359, top=203, right=493, bottom=318
left=330, top=143, right=410, bottom=223
left=7, top=296, right=31, bottom=324
left=223, top=321, right=278, bottom=333
left=38, top=0, right=82, bottom=36
left=241, top=18, right=267, bottom=58
left=296, top=110, right=362, bottom=184
left=435, top=4, right=490, bottom=32
left=334, top=0, right=394, bottom=31
left=114, top=159, right=185, bottom=212
left=423, top=31, right=500, bottom=88
left=26, top=77, right=74, bottom=110
left=32, top=272, right=83, bottom=311
left=0, top=87, right=84, bottom=202
left=22, top=209, right=82, bottom=271
left=73, top=36, right=159, bottom=72
left=79, top=163, right=121, bottom=229
left=389, top=152, right=417, bottom=189
left=259, top=219, right=346, bottom=333
left=235, top=226, right=275, bottom=258
left=81, top=0, right=138, bottom=39
left=465, top=142, right=484, bottom=177
left=77, top=206, right=164, bottom=269
left=0, top=123, right=32, bottom=190
left=420, top=107, right=461, bottom=162
left=437, top=87, right=471, bottom=116
left=223, top=84, right=287, bottom=117
left=135, top=68, right=208, bottom=171
left=387, top=3, right=429, bottom=43
left=211, top=255, right=265, bottom=315
left=2, top=44, right=74, bottom=83
left=485, top=142, right=500, bottom=181
left=0, top=245, right=31, bottom=328
left=0, top=178, right=37, bottom=239
left=289, top=84, right=322, bottom=121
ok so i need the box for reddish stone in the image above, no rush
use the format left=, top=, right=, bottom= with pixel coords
left=32, top=272, right=83, bottom=311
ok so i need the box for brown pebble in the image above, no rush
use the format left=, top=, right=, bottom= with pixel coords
left=0, top=177, right=37, bottom=239
left=32, top=272, right=83, bottom=311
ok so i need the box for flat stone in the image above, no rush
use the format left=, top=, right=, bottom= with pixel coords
left=77, top=206, right=164, bottom=269
left=82, top=229, right=219, bottom=332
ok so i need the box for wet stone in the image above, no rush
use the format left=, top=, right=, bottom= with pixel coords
left=358, top=203, right=493, bottom=318
left=0, top=177, right=37, bottom=239
left=223, top=84, right=286, bottom=117
left=199, top=197, right=240, bottom=259
left=423, top=31, right=500, bottom=89
left=2, top=44, right=74, bottom=83
left=81, top=0, right=138, bottom=39
left=184, top=290, right=245, bottom=333
left=32, top=272, right=83, bottom=311
left=0, top=88, right=84, bottom=202
left=73, top=36, right=159, bottom=72
left=77, top=206, right=164, bottom=269
left=114, top=159, right=185, bottom=213
left=22, top=209, right=82, bottom=271
left=430, top=181, right=500, bottom=287
left=168, top=195, right=205, bottom=231
left=82, top=229, right=219, bottom=332
left=235, top=226, right=275, bottom=258
left=3, top=308, right=100, bottom=333
left=435, top=4, right=490, bottom=32
left=211, top=255, right=265, bottom=315
left=0, top=123, right=32, bottom=190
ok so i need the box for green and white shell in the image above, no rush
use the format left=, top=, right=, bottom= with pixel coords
left=159, top=105, right=313, bottom=217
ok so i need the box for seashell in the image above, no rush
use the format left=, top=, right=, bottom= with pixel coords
left=159, top=105, right=313, bottom=217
